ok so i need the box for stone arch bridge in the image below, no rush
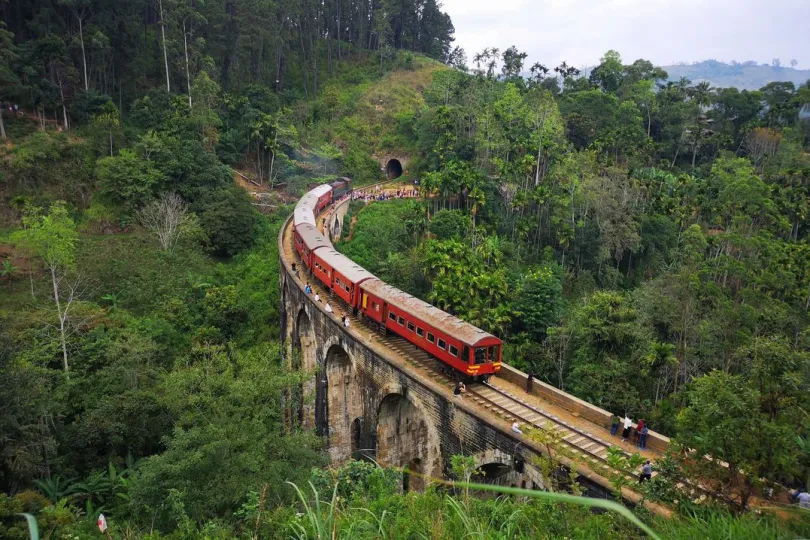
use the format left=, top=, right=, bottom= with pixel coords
left=279, top=199, right=670, bottom=515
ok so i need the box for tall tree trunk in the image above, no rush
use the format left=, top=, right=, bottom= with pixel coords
left=78, top=14, right=89, bottom=91
left=50, top=268, right=69, bottom=374
left=183, top=20, right=192, bottom=108
left=58, top=80, right=69, bottom=131
left=158, top=0, right=171, bottom=92
left=269, top=130, right=278, bottom=187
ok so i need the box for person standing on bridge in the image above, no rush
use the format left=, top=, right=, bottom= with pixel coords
left=305, top=283, right=312, bottom=294
left=610, top=413, right=621, bottom=436
left=638, top=422, right=649, bottom=450
left=526, top=371, right=534, bottom=393
left=621, top=414, right=633, bottom=442
left=314, top=292, right=320, bottom=303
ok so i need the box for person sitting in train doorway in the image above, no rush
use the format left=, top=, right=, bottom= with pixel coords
left=325, top=302, right=333, bottom=314
left=454, top=381, right=466, bottom=398
left=304, top=283, right=312, bottom=294
left=511, top=422, right=523, bottom=435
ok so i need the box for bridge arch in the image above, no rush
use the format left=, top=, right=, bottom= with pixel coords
left=469, top=449, right=547, bottom=490
left=322, top=343, right=362, bottom=465
left=293, top=308, right=317, bottom=427
left=375, top=392, right=439, bottom=491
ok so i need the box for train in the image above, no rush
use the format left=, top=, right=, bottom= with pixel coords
left=292, top=179, right=503, bottom=382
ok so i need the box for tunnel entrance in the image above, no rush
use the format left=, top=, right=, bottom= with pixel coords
left=386, top=159, right=403, bottom=179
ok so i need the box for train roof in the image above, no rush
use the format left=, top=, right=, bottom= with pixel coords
left=294, top=204, right=316, bottom=227
left=298, top=192, right=319, bottom=210
left=361, top=279, right=499, bottom=346
left=309, top=184, right=332, bottom=198
left=315, top=248, right=377, bottom=284
left=295, top=223, right=330, bottom=251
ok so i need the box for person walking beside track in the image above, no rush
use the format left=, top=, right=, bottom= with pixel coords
left=639, top=460, right=652, bottom=483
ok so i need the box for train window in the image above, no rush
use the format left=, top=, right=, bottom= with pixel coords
left=407, top=322, right=415, bottom=332
left=437, top=339, right=446, bottom=350
left=427, top=333, right=435, bottom=343
left=416, top=327, right=424, bottom=337
left=344, top=283, right=350, bottom=292
left=488, top=346, right=498, bottom=362
left=398, top=316, right=405, bottom=326
left=449, top=345, right=458, bottom=357
left=375, top=303, right=380, bottom=312
left=389, top=312, right=396, bottom=321
left=474, top=348, right=487, bottom=365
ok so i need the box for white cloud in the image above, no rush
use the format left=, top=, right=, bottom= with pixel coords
left=442, top=0, right=810, bottom=69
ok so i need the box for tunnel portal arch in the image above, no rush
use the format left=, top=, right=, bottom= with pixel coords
left=386, top=159, right=403, bottom=179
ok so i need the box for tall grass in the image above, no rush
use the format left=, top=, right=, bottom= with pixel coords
left=288, top=478, right=663, bottom=539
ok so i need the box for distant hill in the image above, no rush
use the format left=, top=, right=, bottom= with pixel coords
left=662, top=60, right=810, bottom=90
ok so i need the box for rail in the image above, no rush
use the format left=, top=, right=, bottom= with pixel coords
left=279, top=195, right=673, bottom=517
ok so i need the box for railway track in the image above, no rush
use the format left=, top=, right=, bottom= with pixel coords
left=283, top=193, right=755, bottom=515
left=284, top=194, right=659, bottom=488
left=374, top=332, right=641, bottom=483
left=284, top=203, right=647, bottom=485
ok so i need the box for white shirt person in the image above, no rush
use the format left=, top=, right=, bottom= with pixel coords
left=325, top=302, right=333, bottom=314
left=511, top=422, right=523, bottom=435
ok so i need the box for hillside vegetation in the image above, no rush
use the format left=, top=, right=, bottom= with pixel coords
left=0, top=2, right=809, bottom=537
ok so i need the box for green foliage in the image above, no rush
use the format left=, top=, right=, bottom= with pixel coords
left=512, top=264, right=563, bottom=341
left=128, top=343, right=323, bottom=530
left=428, top=209, right=469, bottom=240
left=194, top=186, right=260, bottom=257
left=96, top=150, right=164, bottom=218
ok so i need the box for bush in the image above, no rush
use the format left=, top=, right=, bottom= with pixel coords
left=96, top=150, right=163, bottom=218
left=194, top=185, right=260, bottom=257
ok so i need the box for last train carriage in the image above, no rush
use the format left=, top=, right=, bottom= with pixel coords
left=292, top=179, right=502, bottom=382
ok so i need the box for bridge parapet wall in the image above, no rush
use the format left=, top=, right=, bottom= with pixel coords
left=498, top=365, right=670, bottom=454
left=279, top=215, right=671, bottom=516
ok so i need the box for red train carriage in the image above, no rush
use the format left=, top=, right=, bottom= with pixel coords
left=294, top=224, right=330, bottom=270
left=311, top=248, right=376, bottom=310
left=310, top=184, right=333, bottom=213
left=359, top=279, right=502, bottom=381
left=294, top=203, right=317, bottom=228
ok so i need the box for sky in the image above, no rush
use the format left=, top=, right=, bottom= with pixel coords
left=441, top=0, right=810, bottom=71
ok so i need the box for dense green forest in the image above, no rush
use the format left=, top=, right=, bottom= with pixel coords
left=1, top=0, right=810, bottom=536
